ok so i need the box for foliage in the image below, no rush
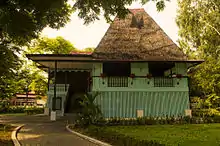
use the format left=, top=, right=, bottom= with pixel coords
left=0, top=105, right=44, bottom=115
left=177, top=0, right=220, bottom=101
left=190, top=94, right=220, bottom=117
left=28, top=72, right=47, bottom=96
left=75, top=92, right=102, bottom=127
left=0, top=0, right=73, bottom=84
left=0, top=106, right=25, bottom=114
left=74, top=0, right=169, bottom=24
left=0, top=42, right=22, bottom=99
left=0, top=68, right=31, bottom=99
left=177, top=0, right=220, bottom=59
left=0, top=42, right=21, bottom=78
left=0, top=36, right=78, bottom=99
left=0, top=0, right=73, bottom=45
left=0, top=100, right=10, bottom=113
left=192, top=108, right=220, bottom=117
left=189, top=58, right=220, bottom=96
left=0, top=124, right=14, bottom=146
left=93, top=115, right=220, bottom=126
left=24, top=107, right=44, bottom=115
left=0, top=59, right=48, bottom=99
left=82, top=47, right=95, bottom=52
left=27, top=36, right=76, bottom=54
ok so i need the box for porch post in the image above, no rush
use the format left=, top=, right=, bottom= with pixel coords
left=54, top=61, right=57, bottom=110
left=44, top=68, right=50, bottom=115
left=51, top=61, right=57, bottom=121
left=47, top=68, right=50, bottom=91
left=65, top=71, right=67, bottom=91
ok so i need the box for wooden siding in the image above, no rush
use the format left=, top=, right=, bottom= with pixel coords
left=95, top=91, right=189, bottom=118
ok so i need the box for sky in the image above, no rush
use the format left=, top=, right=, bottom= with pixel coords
left=42, top=1, right=179, bottom=50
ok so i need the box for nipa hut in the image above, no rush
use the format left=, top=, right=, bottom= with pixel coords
left=27, top=8, right=203, bottom=120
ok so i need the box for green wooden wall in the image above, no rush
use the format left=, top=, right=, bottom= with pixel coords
left=92, top=62, right=190, bottom=118
left=92, top=62, right=189, bottom=91
left=95, top=91, right=189, bottom=118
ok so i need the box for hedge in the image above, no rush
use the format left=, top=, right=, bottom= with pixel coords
left=24, top=107, right=44, bottom=115
left=0, top=106, right=44, bottom=115
left=94, top=116, right=220, bottom=126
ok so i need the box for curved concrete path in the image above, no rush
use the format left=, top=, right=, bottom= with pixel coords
left=0, top=115, right=97, bottom=146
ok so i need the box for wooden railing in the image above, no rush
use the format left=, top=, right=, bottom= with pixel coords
left=49, top=84, right=69, bottom=92
left=154, top=77, right=174, bottom=87
left=107, top=77, right=128, bottom=87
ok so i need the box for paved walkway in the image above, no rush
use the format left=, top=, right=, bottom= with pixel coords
left=0, top=115, right=97, bottom=146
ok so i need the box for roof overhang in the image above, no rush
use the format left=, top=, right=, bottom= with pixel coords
left=26, top=54, right=94, bottom=71
left=26, top=54, right=204, bottom=71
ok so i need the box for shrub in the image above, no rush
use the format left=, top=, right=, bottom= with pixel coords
left=24, top=107, right=44, bottom=115
left=5, top=106, right=25, bottom=113
left=95, top=115, right=220, bottom=126
left=75, top=92, right=102, bottom=127
left=192, top=108, right=220, bottom=117
left=0, top=100, right=10, bottom=113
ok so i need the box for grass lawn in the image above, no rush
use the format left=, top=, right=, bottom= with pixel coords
left=105, top=124, right=220, bottom=146
left=0, top=124, right=14, bottom=146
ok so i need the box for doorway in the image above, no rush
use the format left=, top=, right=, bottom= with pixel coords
left=54, top=71, right=90, bottom=113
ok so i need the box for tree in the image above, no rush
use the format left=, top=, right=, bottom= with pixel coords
left=27, top=66, right=47, bottom=96
left=0, top=68, right=31, bottom=99
left=0, top=0, right=167, bottom=44
left=176, top=0, right=220, bottom=97
left=0, top=42, right=21, bottom=80
left=189, top=58, right=220, bottom=96
left=176, top=0, right=220, bottom=59
left=0, top=0, right=72, bottom=45
left=27, top=36, right=76, bottom=54
left=0, top=0, right=72, bottom=89
left=82, top=47, right=95, bottom=52
left=74, top=0, right=168, bottom=24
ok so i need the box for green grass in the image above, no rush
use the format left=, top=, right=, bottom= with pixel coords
left=0, top=124, right=14, bottom=146
left=105, top=124, right=220, bottom=146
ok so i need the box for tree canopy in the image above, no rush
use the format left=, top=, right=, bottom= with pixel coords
left=176, top=0, right=220, bottom=59
left=0, top=0, right=72, bottom=45
left=0, top=0, right=167, bottom=44
left=176, top=0, right=220, bottom=97
left=27, top=36, right=76, bottom=54
left=74, top=0, right=168, bottom=24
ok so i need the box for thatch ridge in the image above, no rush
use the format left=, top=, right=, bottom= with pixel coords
left=92, top=8, right=188, bottom=61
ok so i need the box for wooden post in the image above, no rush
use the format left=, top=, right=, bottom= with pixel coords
left=48, top=68, right=50, bottom=91
left=65, top=71, right=67, bottom=91
left=53, top=61, right=57, bottom=111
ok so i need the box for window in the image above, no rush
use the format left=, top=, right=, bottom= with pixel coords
left=103, top=62, right=130, bottom=77
left=148, top=62, right=175, bottom=87
left=103, top=62, right=130, bottom=87
left=148, top=62, right=175, bottom=77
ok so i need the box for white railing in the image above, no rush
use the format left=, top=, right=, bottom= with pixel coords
left=49, top=84, right=69, bottom=92
left=107, top=77, right=128, bottom=87
left=154, top=77, right=174, bottom=87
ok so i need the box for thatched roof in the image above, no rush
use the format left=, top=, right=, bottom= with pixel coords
left=92, top=8, right=188, bottom=61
